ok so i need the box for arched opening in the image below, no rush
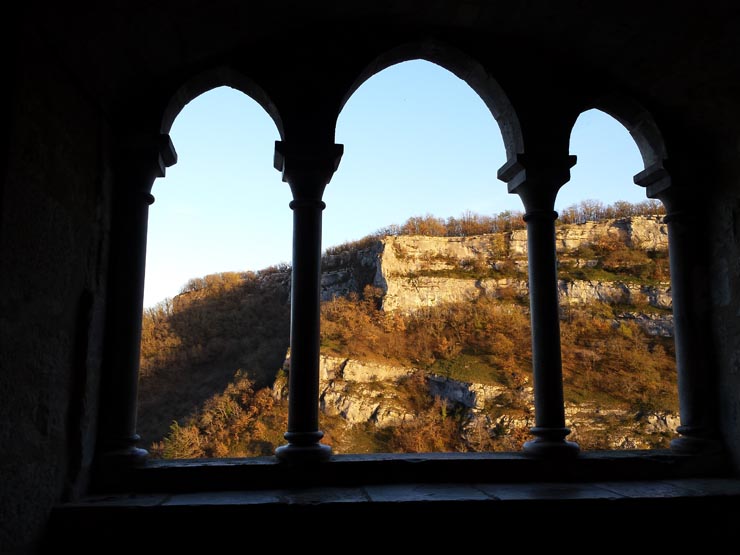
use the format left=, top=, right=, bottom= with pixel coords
left=558, top=108, right=676, bottom=450
left=137, top=86, right=291, bottom=459
left=339, top=40, right=523, bottom=161
left=318, top=58, right=533, bottom=454
left=327, top=58, right=515, bottom=247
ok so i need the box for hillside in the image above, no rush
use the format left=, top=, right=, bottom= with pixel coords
left=139, top=203, right=677, bottom=457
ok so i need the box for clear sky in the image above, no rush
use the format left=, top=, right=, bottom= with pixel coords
left=144, top=60, right=646, bottom=308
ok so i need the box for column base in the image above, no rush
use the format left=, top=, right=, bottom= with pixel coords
left=106, top=446, right=150, bottom=465
left=98, top=435, right=149, bottom=468
left=93, top=438, right=148, bottom=488
left=523, top=427, right=580, bottom=458
left=276, top=431, right=332, bottom=463
left=671, top=427, right=723, bottom=455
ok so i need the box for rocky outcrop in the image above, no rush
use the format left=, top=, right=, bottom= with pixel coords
left=321, top=381, right=413, bottom=427
left=317, top=355, right=414, bottom=382
left=427, top=374, right=512, bottom=410
left=321, top=216, right=672, bottom=322
left=381, top=276, right=671, bottom=313
left=274, top=354, right=678, bottom=449
left=510, top=215, right=668, bottom=256
left=379, top=234, right=508, bottom=277
left=321, top=242, right=384, bottom=302
left=557, top=279, right=671, bottom=309
left=616, top=311, right=674, bottom=338
left=382, top=276, right=517, bottom=311
left=318, top=356, right=415, bottom=425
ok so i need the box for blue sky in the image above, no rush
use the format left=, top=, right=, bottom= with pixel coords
left=144, top=60, right=646, bottom=307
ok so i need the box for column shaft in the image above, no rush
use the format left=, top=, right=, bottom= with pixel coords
left=285, top=199, right=324, bottom=438
left=96, top=135, right=175, bottom=474
left=526, top=211, right=566, bottom=426
left=665, top=212, right=721, bottom=453
left=274, top=141, right=341, bottom=463
left=522, top=211, right=579, bottom=457
left=498, top=153, right=579, bottom=457
left=634, top=164, right=723, bottom=455
left=97, top=173, right=154, bottom=467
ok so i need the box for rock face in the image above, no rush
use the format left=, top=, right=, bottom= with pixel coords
left=557, top=280, right=671, bottom=310
left=275, top=354, right=678, bottom=449
left=321, top=380, right=413, bottom=427
left=510, top=215, right=668, bottom=256
left=321, top=215, right=672, bottom=335
left=319, top=356, right=416, bottom=426
left=321, top=241, right=384, bottom=302
left=427, top=375, right=510, bottom=411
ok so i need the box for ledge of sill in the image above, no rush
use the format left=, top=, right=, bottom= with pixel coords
left=92, top=449, right=733, bottom=494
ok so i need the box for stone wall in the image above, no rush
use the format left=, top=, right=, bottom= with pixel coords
left=0, top=35, right=110, bottom=551
left=710, top=195, right=740, bottom=471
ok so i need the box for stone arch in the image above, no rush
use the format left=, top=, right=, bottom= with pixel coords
left=578, top=94, right=668, bottom=171
left=339, top=39, right=523, bottom=161
left=160, top=66, right=284, bottom=138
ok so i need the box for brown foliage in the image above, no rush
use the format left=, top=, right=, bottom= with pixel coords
left=146, top=201, right=675, bottom=457
left=323, top=289, right=676, bottom=416
left=354, top=200, right=663, bottom=243
left=560, top=303, right=677, bottom=413
left=321, top=290, right=532, bottom=384
left=559, top=199, right=665, bottom=225
left=380, top=372, right=463, bottom=453
left=138, top=269, right=291, bottom=449
left=152, top=371, right=288, bottom=459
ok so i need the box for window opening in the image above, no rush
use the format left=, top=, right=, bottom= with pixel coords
left=558, top=109, right=675, bottom=450
left=138, top=87, right=291, bottom=459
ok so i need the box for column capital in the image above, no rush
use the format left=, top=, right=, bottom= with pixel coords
left=497, top=153, right=577, bottom=212
left=274, top=141, right=343, bottom=201
left=120, top=133, right=177, bottom=176
left=633, top=161, right=670, bottom=197
left=633, top=160, right=705, bottom=219
left=117, top=133, right=178, bottom=202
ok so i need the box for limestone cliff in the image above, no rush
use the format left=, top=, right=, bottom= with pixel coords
left=321, top=215, right=672, bottom=334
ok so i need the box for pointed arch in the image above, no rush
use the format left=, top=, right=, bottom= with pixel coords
left=160, top=66, right=284, bottom=138
left=340, top=39, right=523, bottom=161
left=587, top=94, right=668, bottom=170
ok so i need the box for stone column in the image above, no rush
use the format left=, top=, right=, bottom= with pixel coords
left=498, top=154, right=580, bottom=457
left=274, top=141, right=343, bottom=463
left=635, top=164, right=722, bottom=454
left=96, top=134, right=176, bottom=469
